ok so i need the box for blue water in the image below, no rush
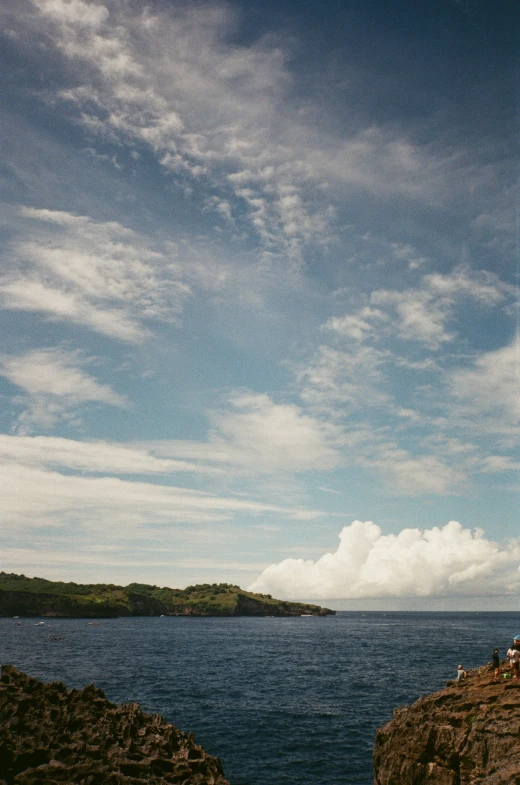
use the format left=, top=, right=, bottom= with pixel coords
left=1, top=612, right=518, bottom=784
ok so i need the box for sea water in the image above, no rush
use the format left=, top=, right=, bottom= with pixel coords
left=1, top=612, right=518, bottom=784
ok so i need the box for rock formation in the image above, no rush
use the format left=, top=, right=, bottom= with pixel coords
left=0, top=665, right=229, bottom=784
left=373, top=663, right=520, bottom=784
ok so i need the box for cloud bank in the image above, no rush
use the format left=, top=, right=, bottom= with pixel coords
left=249, top=521, right=520, bottom=599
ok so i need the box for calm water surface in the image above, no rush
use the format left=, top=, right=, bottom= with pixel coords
left=1, top=612, right=518, bottom=784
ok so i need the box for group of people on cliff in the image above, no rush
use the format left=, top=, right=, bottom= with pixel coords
left=456, top=635, right=520, bottom=683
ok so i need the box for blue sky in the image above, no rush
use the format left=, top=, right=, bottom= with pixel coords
left=0, top=0, right=518, bottom=608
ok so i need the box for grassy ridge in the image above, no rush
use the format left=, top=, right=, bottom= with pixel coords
left=0, top=572, right=335, bottom=617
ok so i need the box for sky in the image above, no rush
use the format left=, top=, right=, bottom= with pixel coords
left=0, top=0, right=518, bottom=609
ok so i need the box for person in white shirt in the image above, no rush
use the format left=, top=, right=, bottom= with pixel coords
left=455, top=665, right=466, bottom=683
left=507, top=644, right=520, bottom=680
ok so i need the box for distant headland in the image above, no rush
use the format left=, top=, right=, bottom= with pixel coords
left=0, top=572, right=335, bottom=618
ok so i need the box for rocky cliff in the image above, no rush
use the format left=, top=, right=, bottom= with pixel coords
left=0, top=665, right=229, bottom=785
left=373, top=663, right=520, bottom=785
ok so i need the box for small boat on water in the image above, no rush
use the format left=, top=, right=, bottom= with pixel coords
left=35, top=621, right=45, bottom=626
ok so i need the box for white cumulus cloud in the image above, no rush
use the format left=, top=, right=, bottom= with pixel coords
left=249, top=520, right=520, bottom=599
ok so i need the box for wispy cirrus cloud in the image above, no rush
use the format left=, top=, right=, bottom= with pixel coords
left=23, top=0, right=330, bottom=260
left=0, top=461, right=323, bottom=531
left=0, top=428, right=326, bottom=579
left=145, top=388, right=471, bottom=495
left=295, top=332, right=520, bottom=495
left=356, top=447, right=468, bottom=495
left=294, top=266, right=519, bottom=494
left=323, top=267, right=512, bottom=357
left=0, top=347, right=128, bottom=431
left=1, top=207, right=190, bottom=342
left=324, top=307, right=386, bottom=342
left=449, top=336, right=520, bottom=422
left=444, top=336, right=520, bottom=448
left=0, top=433, right=208, bottom=476
left=5, top=0, right=502, bottom=265
left=375, top=266, right=511, bottom=348
left=298, top=344, right=391, bottom=413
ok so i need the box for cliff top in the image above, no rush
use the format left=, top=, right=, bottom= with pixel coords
left=374, top=661, right=520, bottom=785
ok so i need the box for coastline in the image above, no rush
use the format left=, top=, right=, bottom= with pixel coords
left=0, top=573, right=335, bottom=618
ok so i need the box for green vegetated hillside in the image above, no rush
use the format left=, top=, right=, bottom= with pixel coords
left=0, top=572, right=335, bottom=618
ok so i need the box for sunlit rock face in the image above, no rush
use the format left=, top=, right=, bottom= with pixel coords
left=373, top=663, right=520, bottom=785
left=0, top=665, right=229, bottom=785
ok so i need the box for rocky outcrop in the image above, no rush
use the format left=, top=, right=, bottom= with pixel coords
left=234, top=592, right=331, bottom=616
left=373, top=663, right=520, bottom=785
left=0, top=665, right=229, bottom=785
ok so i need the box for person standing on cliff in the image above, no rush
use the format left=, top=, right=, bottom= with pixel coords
left=455, top=665, right=466, bottom=683
left=492, top=649, right=500, bottom=680
left=507, top=642, right=520, bottom=680
left=511, top=642, right=520, bottom=681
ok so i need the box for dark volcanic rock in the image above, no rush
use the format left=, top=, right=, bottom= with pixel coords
left=0, top=665, right=229, bottom=785
left=373, top=664, right=520, bottom=784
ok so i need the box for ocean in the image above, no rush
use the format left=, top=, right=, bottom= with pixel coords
left=1, top=611, right=518, bottom=784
